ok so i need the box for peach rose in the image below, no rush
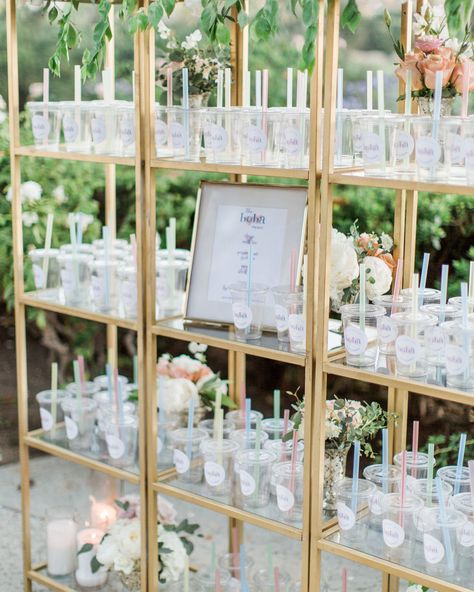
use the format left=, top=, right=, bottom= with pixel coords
left=191, top=365, right=212, bottom=382
left=451, top=60, right=474, bottom=93
left=395, top=52, right=424, bottom=91
left=376, top=251, right=396, bottom=271
left=419, top=50, right=455, bottom=89
left=415, top=35, right=442, bottom=53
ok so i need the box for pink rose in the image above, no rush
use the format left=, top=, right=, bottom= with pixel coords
left=157, top=495, right=177, bottom=525
left=168, top=366, right=191, bottom=379
left=157, top=359, right=171, bottom=377
left=419, top=50, right=455, bottom=89
left=451, top=60, right=474, bottom=93
left=395, top=52, right=424, bottom=91
left=415, top=35, right=442, bottom=53
left=192, top=366, right=212, bottom=382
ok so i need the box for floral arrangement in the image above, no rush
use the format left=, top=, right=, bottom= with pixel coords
left=156, top=24, right=230, bottom=99
left=386, top=1, right=474, bottom=100
left=157, top=342, right=235, bottom=414
left=407, top=585, right=430, bottom=592
left=89, top=495, right=200, bottom=585
left=330, top=222, right=395, bottom=311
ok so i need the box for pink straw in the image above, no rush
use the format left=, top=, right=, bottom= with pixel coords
left=391, top=258, right=403, bottom=315
left=274, top=567, right=281, bottom=592
left=262, top=69, right=269, bottom=111
left=77, top=355, right=86, bottom=394
left=231, top=527, right=239, bottom=578
left=412, top=421, right=419, bottom=479
left=342, top=568, right=347, bottom=592
left=289, top=430, right=298, bottom=495
left=215, top=568, right=222, bottom=592
left=461, top=60, right=470, bottom=118
left=399, top=450, right=407, bottom=527
left=281, top=409, right=290, bottom=461
left=167, top=67, right=173, bottom=107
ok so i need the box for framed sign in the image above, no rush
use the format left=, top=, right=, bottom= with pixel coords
left=185, top=181, right=307, bottom=328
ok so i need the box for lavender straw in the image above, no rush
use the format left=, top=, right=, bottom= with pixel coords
left=351, top=440, right=360, bottom=514
left=454, top=432, right=467, bottom=495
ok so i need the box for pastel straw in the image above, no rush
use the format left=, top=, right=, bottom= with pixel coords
left=432, top=70, right=443, bottom=139
left=262, top=69, right=269, bottom=111
left=382, top=428, right=389, bottom=494
left=42, top=213, right=54, bottom=290
left=274, top=566, right=280, bottom=592
left=281, top=409, right=290, bottom=461
left=418, top=253, right=430, bottom=308
left=439, top=264, right=449, bottom=323
left=426, top=442, right=435, bottom=505
left=166, top=67, right=173, bottom=107
left=469, top=460, right=474, bottom=510
left=74, top=65, right=81, bottom=103
left=273, top=389, right=280, bottom=421
left=255, top=70, right=262, bottom=108
left=404, top=69, right=412, bottom=116
left=116, top=371, right=125, bottom=422
left=217, top=69, right=223, bottom=109
left=436, top=476, right=454, bottom=571
left=106, top=363, right=113, bottom=402
left=377, top=70, right=384, bottom=114
left=244, top=70, right=251, bottom=108
left=367, top=70, right=373, bottom=110
left=391, top=258, right=403, bottom=315
left=186, top=396, right=194, bottom=459
left=245, top=398, right=251, bottom=446
left=342, top=567, right=348, bottom=592
left=454, top=432, right=467, bottom=495
left=287, top=68, right=293, bottom=109
left=240, top=382, right=246, bottom=420
left=225, top=67, right=231, bottom=108
left=411, top=273, right=419, bottom=317
left=399, top=450, right=407, bottom=527
left=359, top=263, right=366, bottom=332
left=182, top=68, right=189, bottom=109
left=411, top=421, right=419, bottom=479
left=351, top=440, right=360, bottom=514
left=50, top=362, right=58, bottom=435
left=215, top=568, right=222, bottom=592
left=77, top=355, right=86, bottom=393
left=43, top=68, right=49, bottom=103
left=461, top=60, right=470, bottom=118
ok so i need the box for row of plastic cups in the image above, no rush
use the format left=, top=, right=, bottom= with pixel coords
left=27, top=101, right=136, bottom=156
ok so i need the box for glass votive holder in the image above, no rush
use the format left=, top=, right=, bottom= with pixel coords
left=437, top=465, right=472, bottom=494
left=169, top=427, right=209, bottom=483
left=265, top=438, right=304, bottom=464
left=388, top=115, right=416, bottom=178
left=60, top=101, right=92, bottom=153
left=448, top=295, right=474, bottom=314
left=381, top=492, right=424, bottom=563
left=254, top=568, right=292, bottom=592
left=218, top=552, right=254, bottom=581
left=335, top=478, right=376, bottom=542
left=35, top=389, right=69, bottom=441
left=118, top=265, right=137, bottom=318
left=89, top=260, right=120, bottom=314
left=363, top=464, right=402, bottom=526
left=442, top=116, right=466, bottom=181
left=27, top=101, right=61, bottom=150
left=201, top=438, right=240, bottom=497
left=419, top=506, right=466, bottom=577
left=271, top=285, right=293, bottom=342
left=400, top=287, right=440, bottom=305
left=235, top=448, right=276, bottom=509
left=261, top=417, right=295, bottom=441
left=334, top=110, right=355, bottom=167
left=274, top=460, right=304, bottom=523
left=89, top=100, right=120, bottom=155
left=277, top=108, right=310, bottom=169
left=28, top=248, right=61, bottom=300
left=450, top=493, right=474, bottom=559
left=66, top=381, right=101, bottom=398
left=60, top=397, right=97, bottom=452
left=116, top=103, right=135, bottom=156
left=57, top=252, right=93, bottom=308
left=202, top=107, right=240, bottom=164
left=240, top=108, right=280, bottom=167
left=46, top=508, right=78, bottom=577
left=392, top=311, right=437, bottom=378
left=341, top=303, right=385, bottom=367
left=360, top=115, right=393, bottom=177
left=156, top=257, right=189, bottom=318
left=393, top=451, right=435, bottom=481
left=412, top=116, right=446, bottom=181
left=167, top=106, right=203, bottom=161
left=421, top=304, right=462, bottom=366
left=230, top=428, right=269, bottom=451
left=225, top=409, right=263, bottom=430
left=372, top=295, right=412, bottom=355
left=103, top=413, right=138, bottom=468
left=194, top=568, right=232, bottom=592
left=229, top=282, right=268, bottom=341
left=285, top=290, right=306, bottom=353
left=442, top=318, right=474, bottom=391
left=198, top=418, right=235, bottom=439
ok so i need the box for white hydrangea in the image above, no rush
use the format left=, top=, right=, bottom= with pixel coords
left=22, top=212, right=39, bottom=227
left=160, top=377, right=199, bottom=413
left=7, top=181, right=42, bottom=204
left=330, top=228, right=359, bottom=300
left=53, top=185, right=68, bottom=204
left=380, top=232, right=393, bottom=252
left=158, top=21, right=171, bottom=40
left=96, top=519, right=140, bottom=576
left=364, top=256, right=392, bottom=301
left=158, top=524, right=187, bottom=583
left=181, top=29, right=202, bottom=50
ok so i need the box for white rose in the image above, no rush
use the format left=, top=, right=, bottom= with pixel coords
left=96, top=535, right=119, bottom=567
left=158, top=525, right=187, bottom=583
left=118, top=520, right=141, bottom=560
left=114, top=554, right=136, bottom=575
left=171, top=354, right=204, bottom=375
left=330, top=228, right=359, bottom=299
left=364, top=255, right=392, bottom=300
left=161, top=378, right=199, bottom=413
left=380, top=232, right=393, bottom=252
left=195, top=373, right=227, bottom=398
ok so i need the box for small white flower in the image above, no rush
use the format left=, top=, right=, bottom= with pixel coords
left=78, top=213, right=94, bottom=230
left=21, top=181, right=42, bottom=203
left=53, top=185, right=68, bottom=204
left=325, top=420, right=342, bottom=440
left=182, top=29, right=202, bottom=50
left=158, top=525, right=187, bottom=583
left=158, top=21, right=171, bottom=40
left=22, top=212, right=39, bottom=227
left=188, top=342, right=208, bottom=355
left=380, top=232, right=393, bottom=252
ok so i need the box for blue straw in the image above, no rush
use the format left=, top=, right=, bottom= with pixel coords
left=187, top=397, right=195, bottom=460
left=239, top=544, right=248, bottom=590
left=245, top=398, right=251, bottom=448
left=454, top=432, right=467, bottom=495
left=106, top=363, right=113, bottom=403
left=439, top=264, right=449, bottom=323
left=382, top=428, right=389, bottom=494
left=351, top=440, right=361, bottom=514
left=418, top=253, right=430, bottom=308
left=246, top=244, right=253, bottom=335
left=182, top=68, right=189, bottom=159
left=117, top=378, right=125, bottom=422
left=436, top=476, right=454, bottom=571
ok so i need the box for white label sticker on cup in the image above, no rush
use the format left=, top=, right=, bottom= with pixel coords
left=449, top=133, right=465, bottom=164
left=424, top=533, right=445, bottom=564
left=239, top=469, right=256, bottom=496
left=60, top=268, right=75, bottom=296
left=65, top=416, right=78, bottom=440
left=155, top=119, right=168, bottom=146
left=362, top=132, right=383, bottom=163
left=344, top=326, right=368, bottom=356
left=206, top=124, right=228, bottom=150
left=63, top=116, right=79, bottom=143
left=106, top=434, right=126, bottom=460
left=457, top=521, right=474, bottom=547
left=232, top=303, right=252, bottom=330
left=337, top=502, right=356, bottom=530
left=383, top=519, right=405, bottom=548
left=173, top=449, right=190, bottom=474
left=91, top=117, right=107, bottom=144
left=276, top=485, right=295, bottom=512
left=274, top=304, right=289, bottom=332
left=377, top=316, right=397, bottom=344
left=446, top=344, right=468, bottom=375
left=395, top=335, right=420, bottom=365
left=245, top=125, right=267, bottom=153
left=32, top=114, right=50, bottom=141
left=40, top=408, right=54, bottom=431
left=157, top=437, right=163, bottom=454
left=33, top=264, right=44, bottom=290
left=352, top=129, right=363, bottom=152
left=464, top=138, right=474, bottom=165
left=426, top=326, right=445, bottom=353
left=289, top=313, right=305, bottom=343
left=120, top=118, right=135, bottom=147
left=394, top=131, right=414, bottom=158
left=121, top=280, right=137, bottom=312
left=170, top=122, right=186, bottom=148
left=283, top=127, right=302, bottom=154
left=416, top=136, right=441, bottom=167
left=368, top=490, right=384, bottom=516
left=205, top=461, right=226, bottom=487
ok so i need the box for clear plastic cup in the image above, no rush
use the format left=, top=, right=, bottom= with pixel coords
left=271, top=285, right=294, bottom=342
left=273, top=460, right=304, bottom=523
left=335, top=478, right=376, bottom=542
left=166, top=106, right=203, bottom=161
left=350, top=109, right=390, bottom=165
left=341, top=303, right=385, bottom=366
left=88, top=100, right=121, bottom=155
left=442, top=116, right=466, bottom=181
left=448, top=295, right=474, bottom=314
left=229, top=282, right=268, bottom=341
left=230, top=428, right=269, bottom=450
left=437, top=465, right=472, bottom=494
left=198, top=418, right=235, bottom=439
left=60, top=397, right=97, bottom=452
left=278, top=108, right=310, bottom=169
left=218, top=552, right=254, bottom=581
left=388, top=115, right=416, bottom=178
left=392, top=311, right=437, bottom=377
left=118, top=265, right=137, bottom=318
left=92, top=238, right=129, bottom=253
left=116, top=103, right=135, bottom=156
left=411, top=478, right=453, bottom=508
left=89, top=260, right=119, bottom=314
left=360, top=115, right=394, bottom=177
left=156, top=257, right=189, bottom=318
left=202, top=107, right=240, bottom=164
left=420, top=304, right=462, bottom=366
left=381, top=492, right=424, bottom=563
left=154, top=105, right=173, bottom=158
left=285, top=290, right=306, bottom=353
left=442, top=318, right=474, bottom=391
left=265, top=438, right=304, bottom=464
left=60, top=101, right=92, bottom=153
left=94, top=393, right=136, bottom=440
left=254, top=568, right=292, bottom=592
left=240, top=108, right=280, bottom=167
left=201, top=439, right=240, bottom=497
left=225, top=409, right=263, bottom=430
left=194, top=568, right=232, bottom=592
left=400, top=287, right=440, bottom=305
left=363, top=464, right=401, bottom=528
left=373, top=295, right=412, bottom=355
left=334, top=110, right=355, bottom=167
left=235, top=448, right=276, bottom=509
left=450, top=493, right=474, bottom=559
left=57, top=252, right=93, bottom=308
left=28, top=248, right=61, bottom=300
left=393, top=451, right=435, bottom=481
left=66, top=381, right=101, bottom=398
left=103, top=413, right=138, bottom=468
left=169, top=428, right=209, bottom=483
left=419, top=506, right=466, bottom=577
left=412, top=116, right=447, bottom=181
left=60, top=243, right=95, bottom=257
left=261, top=418, right=294, bottom=441
left=93, top=374, right=128, bottom=393
left=157, top=416, right=178, bottom=468
left=27, top=101, right=61, bottom=149
left=464, top=116, right=474, bottom=185
left=35, top=389, right=69, bottom=441
left=157, top=248, right=191, bottom=262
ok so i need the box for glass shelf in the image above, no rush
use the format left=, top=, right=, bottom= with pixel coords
left=30, top=564, right=127, bottom=592
left=16, top=145, right=135, bottom=166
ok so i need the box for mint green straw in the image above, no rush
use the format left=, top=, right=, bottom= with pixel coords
left=426, top=442, right=435, bottom=506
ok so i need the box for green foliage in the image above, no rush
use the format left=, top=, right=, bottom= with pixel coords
left=445, top=0, right=474, bottom=37
left=341, top=0, right=361, bottom=34
left=421, top=433, right=474, bottom=466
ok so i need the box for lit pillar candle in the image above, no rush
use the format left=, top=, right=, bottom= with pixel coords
left=47, top=517, right=77, bottom=576
left=75, top=527, right=108, bottom=588
left=90, top=496, right=117, bottom=530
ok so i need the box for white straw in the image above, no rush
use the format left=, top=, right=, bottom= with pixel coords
left=255, top=70, right=262, bottom=108
left=377, top=70, right=384, bottom=115
left=439, top=264, right=449, bottom=323
left=42, top=213, right=54, bottom=290
left=303, top=70, right=308, bottom=109
left=469, top=261, right=474, bottom=300
left=224, top=68, right=231, bottom=109
left=432, top=70, right=443, bottom=139
left=287, top=68, right=293, bottom=108
left=102, top=69, right=113, bottom=103
left=244, top=70, right=251, bottom=108
left=337, top=68, right=343, bottom=112
left=367, top=71, right=373, bottom=110
left=43, top=68, right=49, bottom=104
left=74, top=65, right=81, bottom=104
left=217, top=69, right=223, bottom=109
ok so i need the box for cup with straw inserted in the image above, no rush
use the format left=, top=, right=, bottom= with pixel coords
left=36, top=389, right=69, bottom=443
left=284, top=289, right=306, bottom=353
left=381, top=491, right=424, bottom=563
left=437, top=466, right=472, bottom=495
left=235, top=448, right=276, bottom=509
left=27, top=101, right=62, bottom=150
left=335, top=478, right=375, bottom=542
left=450, top=493, right=474, bottom=561
left=61, top=397, right=97, bottom=452
left=28, top=248, right=61, bottom=300
left=253, top=568, right=293, bottom=592
left=363, top=464, right=401, bottom=529
left=103, top=413, right=138, bottom=469
left=200, top=438, right=240, bottom=498
left=274, top=460, right=304, bottom=524
left=116, top=102, right=136, bottom=156
left=225, top=409, right=263, bottom=430
left=230, top=282, right=268, bottom=341
left=442, top=316, right=474, bottom=391
left=393, top=451, right=436, bottom=482
left=57, top=252, right=93, bottom=308
left=341, top=304, right=385, bottom=367
left=169, top=427, right=209, bottom=483
left=60, top=101, right=92, bottom=153
left=392, top=310, right=437, bottom=378
left=89, top=259, right=120, bottom=314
